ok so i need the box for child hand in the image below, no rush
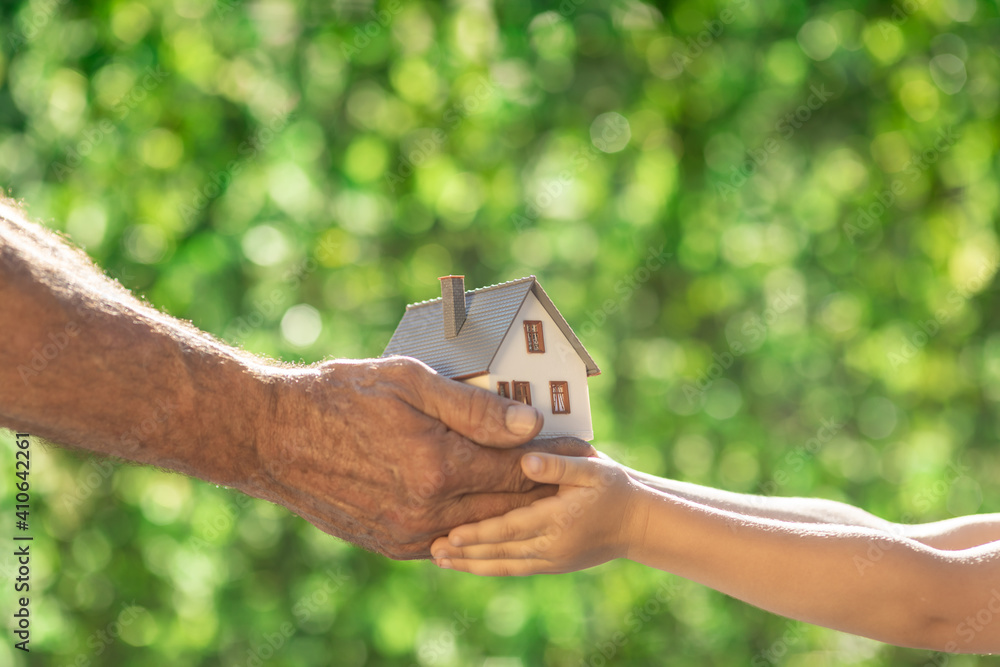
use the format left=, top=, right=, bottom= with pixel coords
left=430, top=451, right=650, bottom=576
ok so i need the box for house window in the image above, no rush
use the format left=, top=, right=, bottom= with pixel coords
left=513, top=381, right=531, bottom=406
left=497, top=382, right=510, bottom=398
left=523, top=321, right=545, bottom=353
left=550, top=381, right=570, bottom=414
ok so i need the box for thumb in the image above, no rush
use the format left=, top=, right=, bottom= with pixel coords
left=416, top=366, right=543, bottom=446
left=521, top=452, right=602, bottom=487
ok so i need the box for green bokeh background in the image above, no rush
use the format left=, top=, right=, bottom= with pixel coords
left=2, top=0, right=999, bottom=664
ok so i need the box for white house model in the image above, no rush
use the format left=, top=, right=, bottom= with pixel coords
left=382, top=275, right=600, bottom=440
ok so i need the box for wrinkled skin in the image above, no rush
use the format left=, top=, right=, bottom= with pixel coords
left=250, top=356, right=595, bottom=559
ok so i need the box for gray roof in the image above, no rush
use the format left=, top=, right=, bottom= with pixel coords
left=382, top=276, right=600, bottom=379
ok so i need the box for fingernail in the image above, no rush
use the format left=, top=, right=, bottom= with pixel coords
left=438, top=559, right=453, bottom=569
left=449, top=535, right=464, bottom=547
left=506, top=404, right=539, bottom=435
left=433, top=550, right=448, bottom=560
left=524, top=454, right=543, bottom=474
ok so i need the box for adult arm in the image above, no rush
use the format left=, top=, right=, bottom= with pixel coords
left=0, top=200, right=592, bottom=559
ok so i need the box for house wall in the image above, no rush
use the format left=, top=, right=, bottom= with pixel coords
left=475, top=292, right=593, bottom=440
left=463, top=374, right=491, bottom=391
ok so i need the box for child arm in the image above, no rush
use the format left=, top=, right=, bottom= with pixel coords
left=625, top=466, right=1000, bottom=550
left=633, top=490, right=1000, bottom=653
left=432, top=452, right=1000, bottom=653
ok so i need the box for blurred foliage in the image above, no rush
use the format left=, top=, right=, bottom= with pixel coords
left=1, top=0, right=1000, bottom=664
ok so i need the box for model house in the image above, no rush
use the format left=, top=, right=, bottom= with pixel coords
left=382, top=275, right=600, bottom=440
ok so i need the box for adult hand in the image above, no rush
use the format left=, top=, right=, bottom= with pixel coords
left=247, top=356, right=595, bottom=559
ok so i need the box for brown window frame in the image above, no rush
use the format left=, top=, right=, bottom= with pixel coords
left=550, top=381, right=570, bottom=414
left=497, top=381, right=510, bottom=398
left=523, top=320, right=545, bottom=353
left=512, top=381, right=531, bottom=406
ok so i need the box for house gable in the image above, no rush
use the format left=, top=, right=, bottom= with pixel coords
left=487, top=291, right=593, bottom=439
left=522, top=281, right=600, bottom=377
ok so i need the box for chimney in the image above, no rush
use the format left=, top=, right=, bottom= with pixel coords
left=439, top=275, right=466, bottom=339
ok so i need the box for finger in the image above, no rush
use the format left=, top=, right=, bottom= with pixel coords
left=440, top=485, right=558, bottom=529
left=445, top=439, right=535, bottom=495
left=446, top=436, right=596, bottom=496
left=447, top=496, right=565, bottom=547
left=519, top=452, right=608, bottom=487
left=435, top=556, right=553, bottom=577
left=409, top=364, right=543, bottom=445
left=430, top=535, right=452, bottom=557
left=523, top=435, right=596, bottom=459
left=437, top=535, right=555, bottom=561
